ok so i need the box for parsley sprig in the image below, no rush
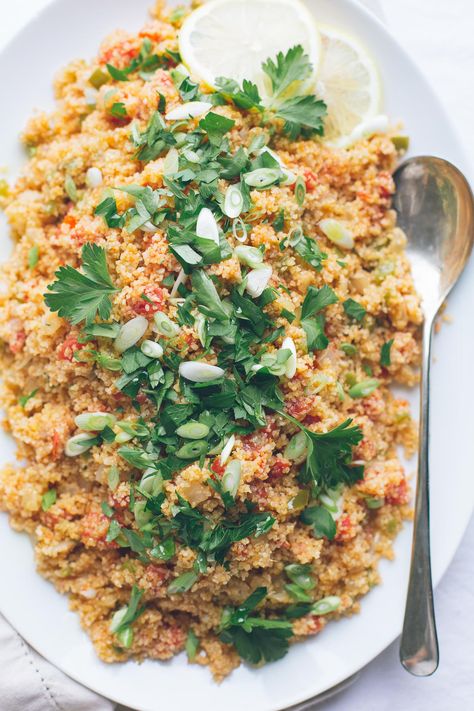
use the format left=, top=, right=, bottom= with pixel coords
left=44, top=243, right=118, bottom=325
left=278, top=412, right=364, bottom=492
left=216, top=45, right=327, bottom=138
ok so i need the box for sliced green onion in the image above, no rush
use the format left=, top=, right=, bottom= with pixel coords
left=140, top=340, right=164, bottom=359
left=176, top=440, right=208, bottom=459
left=219, top=434, right=235, bottom=465
left=224, top=185, right=244, bottom=219
left=185, top=629, right=199, bottom=661
left=232, top=217, right=247, bottom=242
left=295, top=176, right=306, bottom=206
left=285, top=564, right=315, bottom=591
left=170, top=268, right=187, bottom=299
left=287, top=489, right=309, bottom=512
left=65, top=433, right=96, bottom=457
left=319, top=493, right=339, bottom=513
left=285, top=583, right=312, bottom=602
left=115, top=430, right=134, bottom=444
left=116, top=627, right=134, bottom=648
left=110, top=606, right=128, bottom=633
left=221, top=460, right=241, bottom=499
left=179, top=361, right=224, bottom=383
left=165, top=101, right=211, bottom=121
left=366, top=496, right=385, bottom=509
left=167, top=570, right=198, bottom=594
left=150, top=538, right=175, bottom=561
left=153, top=312, right=180, bottom=337
left=281, top=337, right=297, bottom=378
left=284, top=431, right=307, bottom=461
left=114, top=316, right=148, bottom=353
left=319, top=219, right=354, bottom=250
left=243, top=168, right=281, bottom=189
left=133, top=500, right=152, bottom=528
left=196, top=207, right=219, bottom=245
left=64, top=175, right=78, bottom=202
left=194, top=313, right=207, bottom=347
left=340, top=343, right=357, bottom=356
left=108, top=466, right=120, bottom=490
left=234, top=245, right=263, bottom=269
left=163, top=147, right=179, bottom=176
left=312, top=596, right=341, bottom=615
left=176, top=421, right=210, bottom=440
left=28, top=245, right=39, bottom=269
left=348, top=378, right=380, bottom=399
left=140, top=469, right=163, bottom=496
left=75, top=411, right=116, bottom=431
left=245, top=265, right=272, bottom=298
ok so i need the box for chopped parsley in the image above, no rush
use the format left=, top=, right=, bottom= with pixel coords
left=219, top=587, right=293, bottom=664
left=380, top=338, right=394, bottom=367
left=300, top=285, right=338, bottom=351
left=19, top=389, right=38, bottom=408
left=41, top=489, right=57, bottom=511
left=343, top=298, right=366, bottom=322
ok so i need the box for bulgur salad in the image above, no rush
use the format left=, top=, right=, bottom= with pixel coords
left=0, top=0, right=421, bottom=680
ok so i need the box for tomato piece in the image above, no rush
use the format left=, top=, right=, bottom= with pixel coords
left=57, top=335, right=86, bottom=362
left=130, top=285, right=167, bottom=317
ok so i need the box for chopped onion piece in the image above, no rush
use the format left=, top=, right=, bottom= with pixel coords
left=166, top=101, right=211, bottom=121
left=179, top=361, right=225, bottom=383
left=245, top=265, right=272, bottom=298
left=319, top=218, right=354, bottom=250
left=219, top=434, right=236, bottom=466
left=114, top=316, right=148, bottom=353
left=281, top=337, right=297, bottom=378
left=196, top=207, right=219, bottom=245
left=86, top=167, right=103, bottom=188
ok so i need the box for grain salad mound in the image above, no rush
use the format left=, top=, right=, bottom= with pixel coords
left=0, top=0, right=421, bottom=680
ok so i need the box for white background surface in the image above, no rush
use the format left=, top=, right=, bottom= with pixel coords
left=0, top=1, right=473, bottom=710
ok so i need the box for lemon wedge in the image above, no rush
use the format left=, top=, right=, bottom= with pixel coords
left=315, top=25, right=382, bottom=145
left=179, top=0, right=321, bottom=97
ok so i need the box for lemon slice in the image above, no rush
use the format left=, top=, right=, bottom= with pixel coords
left=179, top=0, right=321, bottom=98
left=315, top=25, right=381, bottom=144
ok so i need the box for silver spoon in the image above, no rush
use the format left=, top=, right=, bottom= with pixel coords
left=393, top=156, right=474, bottom=676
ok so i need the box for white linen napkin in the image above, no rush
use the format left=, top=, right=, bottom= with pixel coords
left=0, top=613, right=114, bottom=711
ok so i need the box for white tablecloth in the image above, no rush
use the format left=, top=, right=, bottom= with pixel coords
left=0, top=1, right=473, bottom=709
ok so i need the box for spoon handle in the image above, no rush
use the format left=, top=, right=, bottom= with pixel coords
left=400, top=320, right=439, bottom=675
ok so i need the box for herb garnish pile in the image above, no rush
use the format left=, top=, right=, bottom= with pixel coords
left=43, top=41, right=369, bottom=665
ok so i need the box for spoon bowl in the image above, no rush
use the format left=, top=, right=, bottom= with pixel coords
left=394, top=157, right=474, bottom=316
left=393, top=156, right=474, bottom=676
